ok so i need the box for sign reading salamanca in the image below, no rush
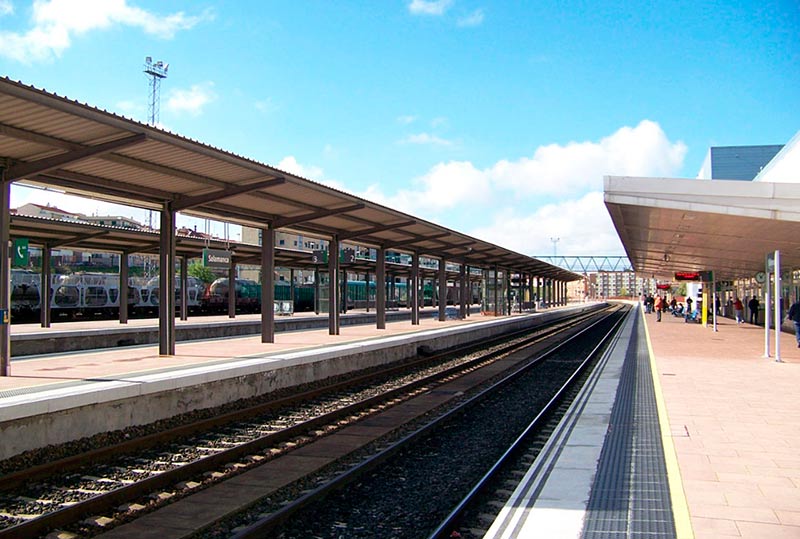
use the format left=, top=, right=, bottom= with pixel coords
left=203, top=248, right=232, bottom=268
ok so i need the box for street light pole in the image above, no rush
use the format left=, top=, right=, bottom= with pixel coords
left=550, top=237, right=560, bottom=257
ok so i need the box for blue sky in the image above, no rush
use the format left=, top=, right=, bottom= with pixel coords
left=1, top=0, right=798, bottom=256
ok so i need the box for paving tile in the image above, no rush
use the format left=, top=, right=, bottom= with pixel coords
left=644, top=311, right=800, bottom=538
left=736, top=521, right=800, bottom=539
left=690, top=516, right=741, bottom=537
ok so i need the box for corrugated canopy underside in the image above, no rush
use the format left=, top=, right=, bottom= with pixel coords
left=604, top=175, right=800, bottom=280
left=0, top=78, right=579, bottom=281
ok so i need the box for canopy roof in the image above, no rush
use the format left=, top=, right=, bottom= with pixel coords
left=604, top=175, right=800, bottom=280
left=0, top=77, right=578, bottom=282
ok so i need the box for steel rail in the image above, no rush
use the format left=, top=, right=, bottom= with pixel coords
left=0, top=308, right=608, bottom=539
left=427, top=305, right=629, bottom=538
left=0, top=307, right=595, bottom=491
left=229, top=306, right=624, bottom=538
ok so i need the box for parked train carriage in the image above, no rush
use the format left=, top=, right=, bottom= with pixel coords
left=201, top=277, right=262, bottom=314
left=346, top=280, right=408, bottom=309
left=140, top=275, right=207, bottom=314
left=9, top=270, right=474, bottom=322
left=9, top=269, right=41, bottom=316
left=9, top=269, right=204, bottom=320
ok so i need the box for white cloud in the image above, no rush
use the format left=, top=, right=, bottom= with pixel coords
left=401, top=133, right=454, bottom=147
left=0, top=0, right=213, bottom=63
left=365, top=120, right=685, bottom=255
left=0, top=0, right=13, bottom=16
left=469, top=192, right=626, bottom=256
left=277, top=156, right=325, bottom=182
left=359, top=160, right=492, bottom=215
left=408, top=0, right=453, bottom=16
left=115, top=99, right=143, bottom=118
left=457, top=9, right=484, bottom=27
left=397, top=115, right=417, bottom=125
left=430, top=116, right=448, bottom=128
left=166, top=82, right=216, bottom=116
left=487, top=120, right=686, bottom=196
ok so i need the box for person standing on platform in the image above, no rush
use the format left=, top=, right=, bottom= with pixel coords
left=733, top=296, right=745, bottom=324
left=748, top=295, right=760, bottom=325
left=787, top=298, right=800, bottom=348
left=654, top=295, right=663, bottom=322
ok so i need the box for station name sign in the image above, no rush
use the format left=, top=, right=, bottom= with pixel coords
left=674, top=270, right=713, bottom=282
left=203, top=248, right=232, bottom=268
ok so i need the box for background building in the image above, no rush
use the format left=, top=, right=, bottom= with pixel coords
left=696, top=144, right=783, bottom=180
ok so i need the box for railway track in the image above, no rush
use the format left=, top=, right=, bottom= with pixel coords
left=0, top=308, right=610, bottom=539
left=218, top=305, right=628, bottom=538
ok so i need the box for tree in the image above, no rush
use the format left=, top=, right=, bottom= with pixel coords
left=188, top=261, right=216, bottom=284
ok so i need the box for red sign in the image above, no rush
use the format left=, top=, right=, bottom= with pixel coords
left=656, top=283, right=671, bottom=290
left=675, top=270, right=713, bottom=281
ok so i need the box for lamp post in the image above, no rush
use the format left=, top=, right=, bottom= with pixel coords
left=144, top=56, right=169, bottom=126
left=550, top=237, right=560, bottom=257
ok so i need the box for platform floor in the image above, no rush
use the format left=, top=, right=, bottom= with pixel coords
left=0, top=307, right=480, bottom=394
left=646, top=309, right=800, bottom=539
left=485, top=304, right=800, bottom=539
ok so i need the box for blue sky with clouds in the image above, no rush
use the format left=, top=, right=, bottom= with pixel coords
left=1, top=0, right=798, bottom=256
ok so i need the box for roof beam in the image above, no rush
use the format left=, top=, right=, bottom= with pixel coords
left=273, top=203, right=365, bottom=228
left=196, top=202, right=279, bottom=225
left=6, top=133, right=146, bottom=181
left=383, top=232, right=451, bottom=250
left=338, top=220, right=416, bottom=241
left=172, top=177, right=286, bottom=212
left=0, top=122, right=81, bottom=150
left=47, top=230, right=110, bottom=249
left=32, top=170, right=171, bottom=204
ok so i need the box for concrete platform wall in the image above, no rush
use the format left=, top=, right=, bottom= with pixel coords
left=0, top=304, right=605, bottom=460
left=10, top=309, right=430, bottom=357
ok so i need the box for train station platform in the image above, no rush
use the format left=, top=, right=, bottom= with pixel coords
left=0, top=304, right=602, bottom=461
left=485, top=304, right=800, bottom=539
left=6, top=306, right=459, bottom=357
left=646, top=308, right=800, bottom=538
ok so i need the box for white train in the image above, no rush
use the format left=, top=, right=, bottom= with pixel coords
left=9, top=269, right=205, bottom=319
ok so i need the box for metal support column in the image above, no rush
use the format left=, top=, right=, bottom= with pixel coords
left=314, top=267, right=320, bottom=315
left=261, top=225, right=275, bottom=343
left=180, top=255, right=188, bottom=321
left=365, top=272, right=370, bottom=313
left=492, top=266, right=500, bottom=316
left=342, top=269, right=348, bottom=314
left=537, top=277, right=542, bottom=308
left=459, top=264, right=467, bottom=319
left=118, top=250, right=128, bottom=325
left=411, top=251, right=420, bottom=325
left=41, top=245, right=52, bottom=327
left=774, top=250, right=782, bottom=363
left=376, top=247, right=386, bottom=329
left=506, top=270, right=512, bottom=315
left=290, top=269, right=295, bottom=310
left=227, top=259, right=236, bottom=319
left=528, top=273, right=534, bottom=311
left=158, top=202, right=176, bottom=356
left=764, top=254, right=772, bottom=358
left=544, top=278, right=549, bottom=308
left=438, top=257, right=446, bottom=322
left=0, top=170, right=10, bottom=375
left=328, top=234, right=339, bottom=335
